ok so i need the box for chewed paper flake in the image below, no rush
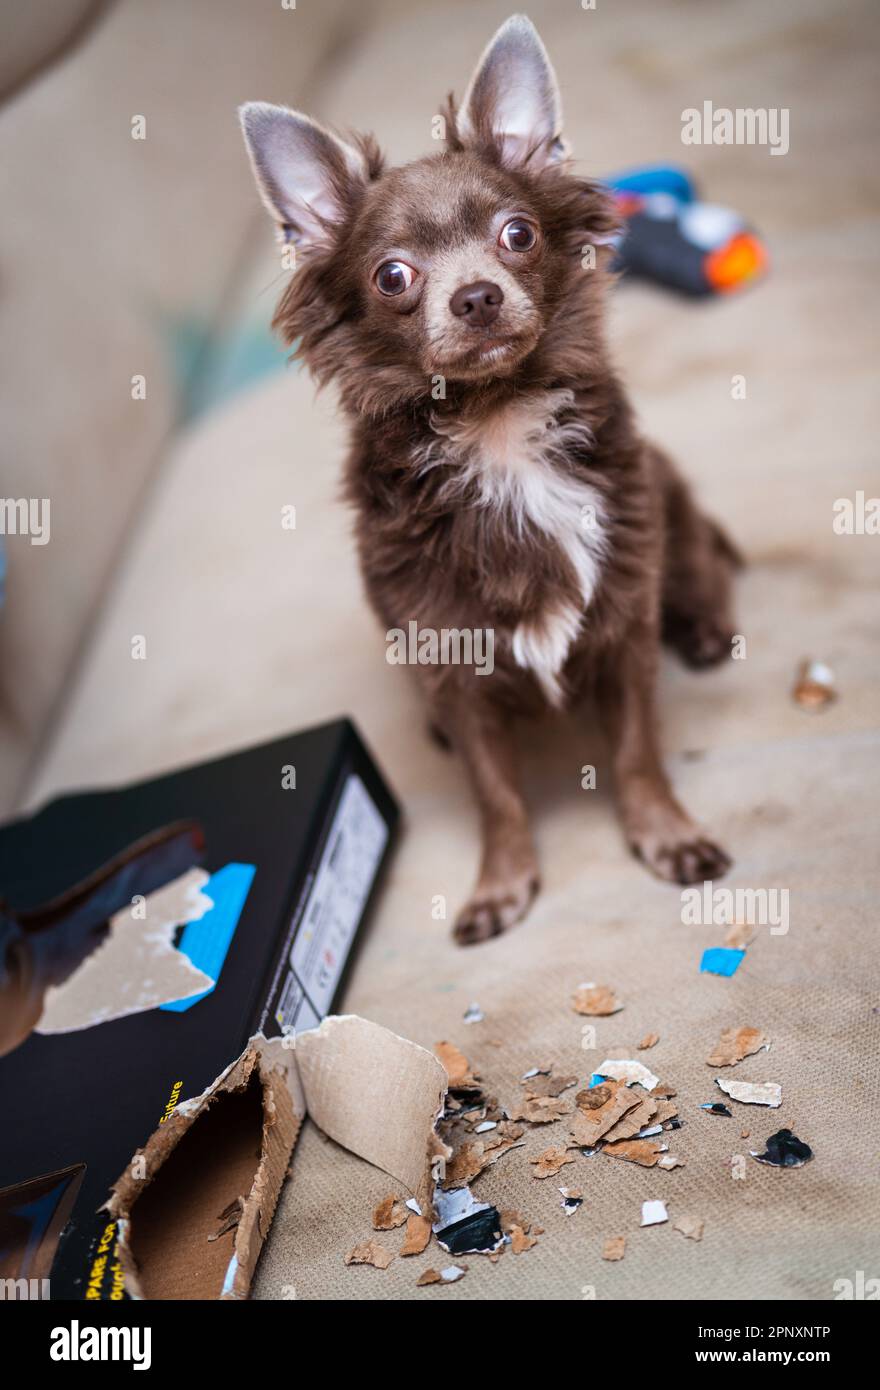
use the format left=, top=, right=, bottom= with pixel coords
left=602, top=1235, right=626, bottom=1261
left=706, top=1027, right=769, bottom=1068
left=463, top=1003, right=484, bottom=1025
left=715, top=1077, right=782, bottom=1108
left=345, top=1239, right=394, bottom=1269
left=596, top=1058, right=660, bottom=1092
left=792, top=658, right=836, bottom=710
left=674, top=1215, right=704, bottom=1241
left=700, top=947, right=745, bottom=977
left=418, top=1264, right=466, bottom=1285
left=640, top=1199, right=668, bottom=1227
left=572, top=982, right=624, bottom=1016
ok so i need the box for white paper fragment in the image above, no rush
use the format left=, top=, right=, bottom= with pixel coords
left=439, top=1265, right=466, bottom=1282
left=405, top=1197, right=422, bottom=1215
left=463, top=1003, right=484, bottom=1024
left=474, top=1121, right=497, bottom=1133
left=597, top=1058, right=660, bottom=1092
left=641, top=1199, right=668, bottom=1227
left=38, top=868, right=215, bottom=1033
left=521, top=1065, right=550, bottom=1080
left=715, top=1077, right=782, bottom=1108
left=637, top=1124, right=664, bottom=1139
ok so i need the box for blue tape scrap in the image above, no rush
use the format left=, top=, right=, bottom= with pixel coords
left=700, top=946, right=745, bottom=977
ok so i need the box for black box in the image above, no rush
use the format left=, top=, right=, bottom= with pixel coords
left=0, top=719, right=398, bottom=1298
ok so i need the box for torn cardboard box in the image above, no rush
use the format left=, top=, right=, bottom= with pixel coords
left=105, top=1016, right=448, bottom=1299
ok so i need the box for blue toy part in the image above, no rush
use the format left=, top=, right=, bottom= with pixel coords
left=604, top=164, right=697, bottom=203
left=160, top=862, right=256, bottom=1012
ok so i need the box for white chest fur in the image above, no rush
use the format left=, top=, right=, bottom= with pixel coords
left=416, top=388, right=608, bottom=705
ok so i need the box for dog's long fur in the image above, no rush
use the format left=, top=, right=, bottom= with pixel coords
left=241, top=15, right=739, bottom=943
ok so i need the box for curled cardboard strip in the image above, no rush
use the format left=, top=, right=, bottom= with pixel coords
left=107, top=1016, right=448, bottom=1300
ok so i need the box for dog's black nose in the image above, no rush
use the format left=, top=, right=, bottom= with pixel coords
left=449, top=280, right=504, bottom=327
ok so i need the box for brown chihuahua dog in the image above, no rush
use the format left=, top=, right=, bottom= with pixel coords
left=241, top=14, right=738, bottom=945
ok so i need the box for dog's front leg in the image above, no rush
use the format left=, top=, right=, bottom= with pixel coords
left=447, top=694, right=539, bottom=945
left=596, top=628, right=732, bottom=884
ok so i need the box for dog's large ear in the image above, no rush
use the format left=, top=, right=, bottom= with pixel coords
left=457, top=14, right=568, bottom=170
left=239, top=102, right=367, bottom=247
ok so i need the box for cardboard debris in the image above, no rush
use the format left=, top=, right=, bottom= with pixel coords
left=510, top=1095, right=573, bottom=1125
left=443, top=1131, right=523, bottom=1188
left=715, top=1077, right=782, bottom=1108
left=400, top=1213, right=432, bottom=1256
left=793, top=659, right=836, bottom=710
left=603, top=1138, right=667, bottom=1167
left=724, top=922, right=756, bottom=950
left=602, top=1092, right=659, bottom=1143
left=559, top=1187, right=583, bottom=1215
left=345, top=1240, right=394, bottom=1269
left=522, top=1072, right=578, bottom=1098
left=674, top=1215, right=704, bottom=1241
left=297, top=1018, right=449, bottom=1213
left=700, top=947, right=745, bottom=977
left=433, top=1186, right=505, bottom=1255
left=372, top=1195, right=408, bottom=1230
left=509, top=1223, right=539, bottom=1254
left=640, top=1199, right=668, bottom=1227
left=570, top=1080, right=641, bottom=1147
left=530, top=1146, right=576, bottom=1179
left=637, top=1033, right=660, bottom=1050
left=434, top=1041, right=481, bottom=1093
left=572, top=983, right=623, bottom=1016
left=706, top=1027, right=769, bottom=1067
left=602, top=1235, right=626, bottom=1261
left=418, top=1264, right=466, bottom=1285
left=750, top=1129, right=813, bottom=1168
left=596, top=1058, right=660, bottom=1091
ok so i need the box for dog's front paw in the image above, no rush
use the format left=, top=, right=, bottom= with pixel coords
left=633, top=831, right=732, bottom=885
left=453, top=870, right=539, bottom=947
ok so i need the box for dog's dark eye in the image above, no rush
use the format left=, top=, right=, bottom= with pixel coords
left=499, top=219, right=537, bottom=252
left=374, top=260, right=416, bottom=295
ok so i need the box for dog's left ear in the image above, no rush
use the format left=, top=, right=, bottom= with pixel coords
left=457, top=14, right=568, bottom=170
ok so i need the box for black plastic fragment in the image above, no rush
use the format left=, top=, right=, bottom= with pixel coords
left=751, top=1128, right=813, bottom=1168
left=436, top=1204, right=503, bottom=1254
left=701, top=1102, right=733, bottom=1116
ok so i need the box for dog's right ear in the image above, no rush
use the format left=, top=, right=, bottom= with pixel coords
left=239, top=102, right=366, bottom=248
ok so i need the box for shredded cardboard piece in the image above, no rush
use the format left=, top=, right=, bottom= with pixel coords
left=39, top=868, right=215, bottom=1033
left=724, top=922, right=756, bottom=950
left=463, top=1003, right=484, bottom=1024
left=208, top=1198, right=244, bottom=1242
left=792, top=658, right=836, bottom=710
left=602, top=1093, right=658, bottom=1143
left=603, top=1138, right=667, bottom=1167
left=650, top=1082, right=677, bottom=1099
left=602, top=1235, right=626, bottom=1261
left=509, top=1223, right=538, bottom=1254
left=400, top=1212, right=432, bottom=1256
left=559, top=1186, right=583, bottom=1215
left=750, top=1128, right=813, bottom=1168
left=433, top=1185, right=505, bottom=1255
left=570, top=1080, right=641, bottom=1147
left=637, top=1032, right=660, bottom=1050
left=596, top=1058, right=660, bottom=1091
left=741, top=1129, right=750, bottom=1139
left=522, top=1072, right=578, bottom=1099
left=345, top=1239, right=395, bottom=1269
left=443, top=1132, right=523, bottom=1188
left=108, top=1034, right=305, bottom=1300
left=434, top=1040, right=481, bottom=1093
left=572, top=982, right=624, bottom=1016
left=296, top=1017, right=449, bottom=1211
left=640, top=1199, right=668, bottom=1227
left=530, top=1145, right=577, bottom=1179
left=372, top=1194, right=408, bottom=1230
left=674, top=1215, right=704, bottom=1241
left=418, top=1264, right=466, bottom=1285
left=509, top=1095, right=573, bottom=1125
left=700, top=947, right=745, bottom=977
left=706, top=1026, right=769, bottom=1068
left=715, top=1077, right=782, bottom=1108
